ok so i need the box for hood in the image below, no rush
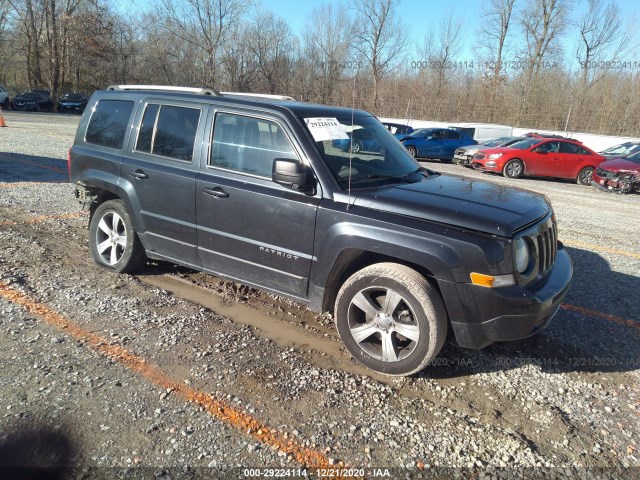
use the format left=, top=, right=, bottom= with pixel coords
left=353, top=173, right=550, bottom=237
left=457, top=145, right=482, bottom=154
left=398, top=135, right=417, bottom=142
left=599, top=158, right=640, bottom=173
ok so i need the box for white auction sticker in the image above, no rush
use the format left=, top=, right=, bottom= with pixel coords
left=304, top=118, right=349, bottom=142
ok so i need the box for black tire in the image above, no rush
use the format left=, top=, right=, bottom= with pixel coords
left=577, top=166, right=594, bottom=185
left=406, top=145, right=417, bottom=158
left=1, top=98, right=8, bottom=110
left=503, top=159, right=524, bottom=178
left=88, top=200, right=146, bottom=273
left=350, top=140, right=362, bottom=154
left=335, top=263, right=447, bottom=376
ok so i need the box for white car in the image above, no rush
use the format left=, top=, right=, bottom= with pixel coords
left=0, top=86, right=9, bottom=109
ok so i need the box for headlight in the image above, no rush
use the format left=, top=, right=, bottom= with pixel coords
left=488, top=153, right=503, bottom=160
left=514, top=237, right=530, bottom=273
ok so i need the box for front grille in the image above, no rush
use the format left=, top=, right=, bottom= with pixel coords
left=474, top=153, right=486, bottom=160
left=516, top=215, right=558, bottom=285
left=535, top=221, right=557, bottom=275
left=596, top=168, right=616, bottom=180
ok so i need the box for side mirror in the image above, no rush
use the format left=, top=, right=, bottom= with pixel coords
left=272, top=158, right=315, bottom=194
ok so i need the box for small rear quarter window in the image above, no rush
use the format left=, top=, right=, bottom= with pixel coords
left=85, top=100, right=134, bottom=149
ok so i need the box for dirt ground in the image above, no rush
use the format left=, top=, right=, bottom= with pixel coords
left=0, top=110, right=639, bottom=479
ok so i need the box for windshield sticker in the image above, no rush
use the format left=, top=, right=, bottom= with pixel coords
left=304, top=118, right=349, bottom=142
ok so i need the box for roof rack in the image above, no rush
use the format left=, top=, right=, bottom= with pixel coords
left=221, top=91, right=296, bottom=101
left=106, top=85, right=220, bottom=96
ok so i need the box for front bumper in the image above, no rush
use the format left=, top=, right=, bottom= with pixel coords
left=446, top=245, right=573, bottom=349
left=453, top=154, right=473, bottom=165
left=472, top=161, right=501, bottom=172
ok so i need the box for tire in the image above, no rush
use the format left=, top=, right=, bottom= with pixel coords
left=88, top=200, right=146, bottom=273
left=503, top=159, right=524, bottom=178
left=406, top=145, right=417, bottom=158
left=350, top=140, right=362, bottom=154
left=1, top=98, right=8, bottom=110
left=334, top=263, right=447, bottom=376
left=577, top=166, right=594, bottom=185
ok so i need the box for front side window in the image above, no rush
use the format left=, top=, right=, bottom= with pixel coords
left=210, top=113, right=298, bottom=177
left=134, top=104, right=200, bottom=161
left=86, top=100, right=134, bottom=149
left=306, top=114, right=425, bottom=189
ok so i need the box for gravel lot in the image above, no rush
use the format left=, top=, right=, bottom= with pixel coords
left=1, top=110, right=639, bottom=478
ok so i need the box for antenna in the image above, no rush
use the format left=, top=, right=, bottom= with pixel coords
left=347, top=73, right=356, bottom=210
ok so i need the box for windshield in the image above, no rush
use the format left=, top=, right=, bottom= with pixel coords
left=63, top=94, right=83, bottom=101
left=600, top=142, right=640, bottom=156
left=508, top=138, right=543, bottom=150
left=482, top=137, right=510, bottom=147
left=306, top=114, right=427, bottom=188
left=625, top=151, right=640, bottom=164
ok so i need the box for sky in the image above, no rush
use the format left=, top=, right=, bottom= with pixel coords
left=116, top=0, right=640, bottom=64
left=265, top=0, right=640, bottom=59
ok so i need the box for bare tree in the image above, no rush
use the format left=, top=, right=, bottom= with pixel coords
left=302, top=2, right=353, bottom=104
left=432, top=16, right=463, bottom=95
left=517, top=0, right=568, bottom=121
left=575, top=0, right=630, bottom=87
left=245, top=11, right=296, bottom=94
left=477, top=0, right=516, bottom=120
left=158, top=0, right=248, bottom=88
left=352, top=0, right=407, bottom=112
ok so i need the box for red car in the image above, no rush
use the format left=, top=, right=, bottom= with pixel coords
left=471, top=137, right=605, bottom=185
left=591, top=151, right=640, bottom=193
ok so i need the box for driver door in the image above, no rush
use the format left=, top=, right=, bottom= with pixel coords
left=419, top=130, right=445, bottom=157
left=195, top=111, right=321, bottom=299
left=528, top=141, right=560, bottom=176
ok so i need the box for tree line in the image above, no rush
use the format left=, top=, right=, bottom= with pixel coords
left=1, top=0, right=638, bottom=137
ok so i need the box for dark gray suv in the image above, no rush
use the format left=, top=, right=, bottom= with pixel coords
left=69, top=85, right=572, bottom=376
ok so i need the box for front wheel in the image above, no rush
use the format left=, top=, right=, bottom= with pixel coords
left=503, top=159, right=524, bottom=178
left=89, top=200, right=146, bottom=273
left=577, top=166, right=594, bottom=185
left=334, top=263, right=447, bottom=376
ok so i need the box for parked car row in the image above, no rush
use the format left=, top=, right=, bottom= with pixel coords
left=0, top=87, right=88, bottom=113
left=449, top=133, right=639, bottom=192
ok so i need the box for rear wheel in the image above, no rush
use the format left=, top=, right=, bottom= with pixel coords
left=89, top=200, right=146, bottom=273
left=350, top=140, right=362, bottom=154
left=406, top=146, right=417, bottom=158
left=577, top=166, right=594, bottom=185
left=503, top=159, right=524, bottom=178
left=1, top=98, right=8, bottom=110
left=335, top=263, right=447, bottom=376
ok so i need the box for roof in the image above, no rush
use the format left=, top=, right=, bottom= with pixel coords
left=100, top=85, right=373, bottom=120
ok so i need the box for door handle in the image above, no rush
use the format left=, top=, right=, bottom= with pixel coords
left=128, top=169, right=148, bottom=179
left=203, top=187, right=229, bottom=198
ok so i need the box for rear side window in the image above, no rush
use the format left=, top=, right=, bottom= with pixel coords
left=85, top=100, right=134, bottom=149
left=135, top=104, right=200, bottom=161
left=560, top=142, right=591, bottom=155
left=210, top=113, right=297, bottom=177
left=445, top=130, right=461, bottom=140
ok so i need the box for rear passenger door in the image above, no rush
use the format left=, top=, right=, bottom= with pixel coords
left=195, top=111, right=321, bottom=299
left=558, top=141, right=592, bottom=179
left=443, top=130, right=465, bottom=157
left=123, top=100, right=205, bottom=267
